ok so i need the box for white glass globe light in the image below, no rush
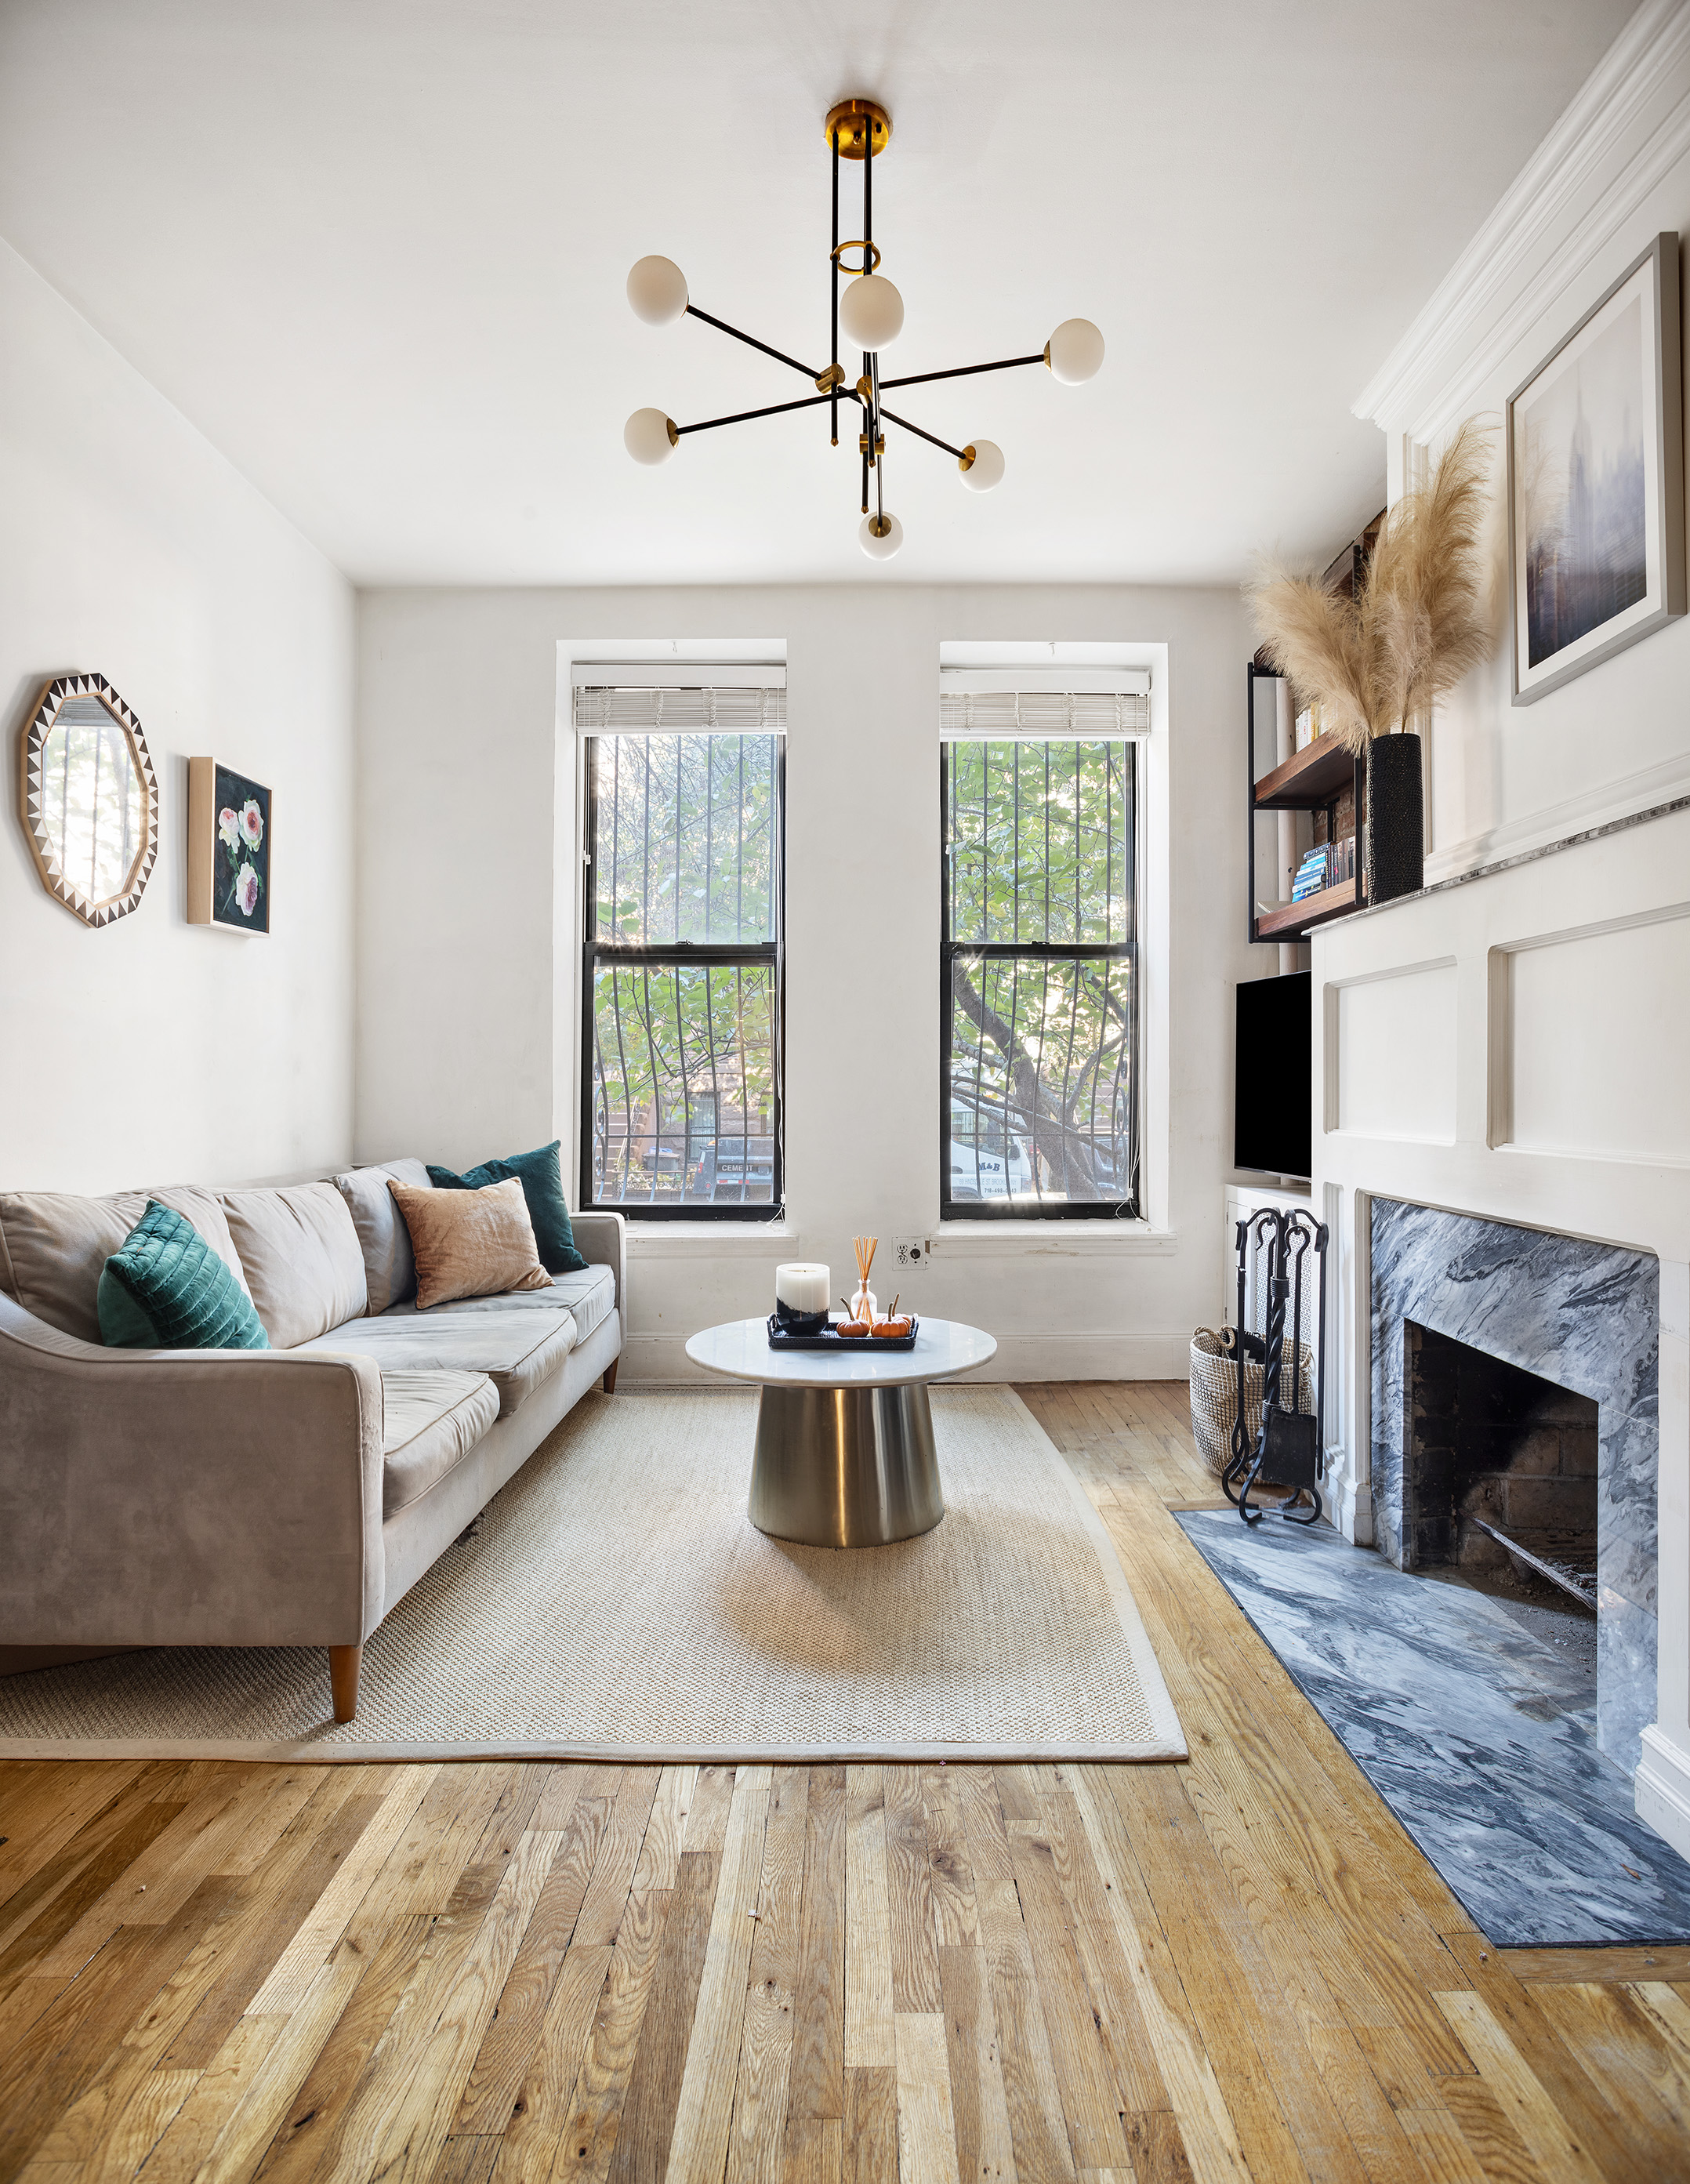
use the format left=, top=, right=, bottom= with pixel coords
left=959, top=439, right=1005, bottom=492
left=839, top=274, right=904, bottom=351
left=1046, top=317, right=1104, bottom=384
left=626, top=256, right=688, bottom=326
left=859, top=510, right=904, bottom=560
left=624, top=408, right=677, bottom=465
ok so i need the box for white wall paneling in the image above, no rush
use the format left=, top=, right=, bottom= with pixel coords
left=1325, top=960, right=1458, bottom=1145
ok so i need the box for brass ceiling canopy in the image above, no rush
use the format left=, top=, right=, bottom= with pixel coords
left=823, top=99, right=890, bottom=159
left=622, top=98, right=1104, bottom=559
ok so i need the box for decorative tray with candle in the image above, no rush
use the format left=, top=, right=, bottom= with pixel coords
left=765, top=1313, right=919, bottom=1352
left=769, top=1236, right=916, bottom=1347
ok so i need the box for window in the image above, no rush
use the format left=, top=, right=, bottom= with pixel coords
left=579, top=684, right=784, bottom=1218
left=941, top=697, right=1143, bottom=1219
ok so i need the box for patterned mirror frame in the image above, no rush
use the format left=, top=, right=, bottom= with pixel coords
left=20, top=673, right=159, bottom=927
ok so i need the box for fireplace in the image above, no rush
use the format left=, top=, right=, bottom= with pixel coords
left=1403, top=1322, right=1598, bottom=1601
left=1371, top=1199, right=1658, bottom=1773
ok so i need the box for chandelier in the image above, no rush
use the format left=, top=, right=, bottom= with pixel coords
left=622, top=99, right=1104, bottom=559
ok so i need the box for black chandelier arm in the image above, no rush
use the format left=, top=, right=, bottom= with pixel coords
left=879, top=405, right=967, bottom=462
left=676, top=389, right=863, bottom=436
left=878, top=352, right=1046, bottom=391
left=684, top=303, right=822, bottom=384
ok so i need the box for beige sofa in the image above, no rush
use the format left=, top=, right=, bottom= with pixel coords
left=0, top=1159, right=624, bottom=1721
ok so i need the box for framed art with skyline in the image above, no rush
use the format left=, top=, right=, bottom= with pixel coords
left=187, top=756, right=271, bottom=934
left=1508, top=231, right=1685, bottom=706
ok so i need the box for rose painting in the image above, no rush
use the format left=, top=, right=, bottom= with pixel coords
left=211, top=764, right=271, bottom=934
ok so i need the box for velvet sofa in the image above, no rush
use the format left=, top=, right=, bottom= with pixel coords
left=0, top=1159, right=624, bottom=1721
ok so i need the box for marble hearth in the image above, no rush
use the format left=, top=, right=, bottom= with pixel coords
left=1371, top=1199, right=1658, bottom=1774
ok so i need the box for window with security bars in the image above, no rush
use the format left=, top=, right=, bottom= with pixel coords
left=579, top=687, right=784, bottom=1218
left=941, top=706, right=1142, bottom=1220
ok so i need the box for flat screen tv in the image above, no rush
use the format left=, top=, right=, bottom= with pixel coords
left=1235, top=971, right=1311, bottom=1177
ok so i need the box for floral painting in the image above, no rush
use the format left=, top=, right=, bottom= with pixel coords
left=211, top=764, right=270, bottom=933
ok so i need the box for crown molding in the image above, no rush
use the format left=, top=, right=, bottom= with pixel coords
left=1353, top=0, right=1690, bottom=440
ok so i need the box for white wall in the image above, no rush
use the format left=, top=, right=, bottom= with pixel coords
left=1329, top=0, right=1690, bottom=1857
left=0, top=238, right=356, bottom=1191
left=356, top=582, right=1252, bottom=1381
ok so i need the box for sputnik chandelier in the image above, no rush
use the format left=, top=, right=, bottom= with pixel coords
left=622, top=98, right=1104, bottom=559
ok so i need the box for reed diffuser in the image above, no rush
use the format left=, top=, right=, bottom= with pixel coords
left=849, top=1235, right=879, bottom=1327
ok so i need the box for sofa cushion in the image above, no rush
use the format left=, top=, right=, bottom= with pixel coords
left=331, top=1157, right=431, bottom=1315
left=219, top=1184, right=369, bottom=1348
left=0, top=1185, right=253, bottom=1344
left=426, top=1140, right=586, bottom=1275
left=379, top=1368, right=501, bottom=1518
left=98, top=1201, right=272, bottom=1351
left=292, top=1302, right=577, bottom=1417
left=380, top=1263, right=615, bottom=1347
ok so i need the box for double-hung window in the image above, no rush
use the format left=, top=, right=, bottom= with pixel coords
left=940, top=691, right=1144, bottom=1219
left=578, top=684, right=784, bottom=1218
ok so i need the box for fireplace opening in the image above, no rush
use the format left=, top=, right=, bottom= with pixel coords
left=1404, top=1320, right=1598, bottom=1660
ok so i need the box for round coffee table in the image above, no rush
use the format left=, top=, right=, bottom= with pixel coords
left=684, top=1316, right=998, bottom=1547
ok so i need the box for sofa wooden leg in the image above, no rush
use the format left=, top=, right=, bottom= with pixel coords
left=602, top=1359, right=618, bottom=1395
left=330, top=1643, right=361, bottom=1724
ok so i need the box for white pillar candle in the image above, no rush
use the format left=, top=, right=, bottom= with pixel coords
left=774, top=1263, right=830, bottom=1316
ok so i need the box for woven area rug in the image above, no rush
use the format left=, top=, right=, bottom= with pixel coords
left=0, top=1386, right=1184, bottom=1763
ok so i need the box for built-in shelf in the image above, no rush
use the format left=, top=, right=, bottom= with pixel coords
left=1252, top=735, right=1355, bottom=811
left=1256, top=878, right=1358, bottom=939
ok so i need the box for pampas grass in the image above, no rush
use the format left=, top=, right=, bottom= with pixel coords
left=1249, top=419, right=1496, bottom=755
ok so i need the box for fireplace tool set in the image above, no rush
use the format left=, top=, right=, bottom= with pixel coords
left=1224, top=1206, right=1329, bottom=1526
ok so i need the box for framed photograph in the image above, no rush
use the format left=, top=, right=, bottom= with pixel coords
left=1508, top=232, right=1685, bottom=705
left=187, top=757, right=271, bottom=934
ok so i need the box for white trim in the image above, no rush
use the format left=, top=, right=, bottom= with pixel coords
left=1636, top=1723, right=1690, bottom=1863
left=932, top=1221, right=1177, bottom=1255
left=571, top=662, right=788, bottom=689
left=1352, top=0, right=1690, bottom=438
left=937, top=667, right=1152, bottom=695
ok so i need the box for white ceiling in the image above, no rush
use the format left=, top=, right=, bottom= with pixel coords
left=0, top=0, right=1635, bottom=588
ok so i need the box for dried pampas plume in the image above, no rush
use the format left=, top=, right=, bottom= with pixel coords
left=1248, top=419, right=1497, bottom=755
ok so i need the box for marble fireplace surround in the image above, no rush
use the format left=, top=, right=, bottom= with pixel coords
left=1371, top=1198, right=1659, bottom=1776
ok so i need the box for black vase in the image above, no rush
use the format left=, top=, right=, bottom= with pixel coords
left=1365, top=733, right=1424, bottom=905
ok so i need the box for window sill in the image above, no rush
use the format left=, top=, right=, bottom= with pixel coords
left=934, top=1221, right=1177, bottom=1256
left=625, top=1221, right=796, bottom=1257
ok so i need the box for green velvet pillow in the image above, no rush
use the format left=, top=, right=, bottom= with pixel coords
left=98, top=1200, right=271, bottom=1351
left=426, top=1139, right=586, bottom=1275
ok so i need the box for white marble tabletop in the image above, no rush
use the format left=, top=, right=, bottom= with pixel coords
left=685, top=1315, right=997, bottom=1390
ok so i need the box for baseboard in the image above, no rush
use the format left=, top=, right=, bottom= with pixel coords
left=621, top=1329, right=1193, bottom=1386
left=1635, top=1725, right=1690, bottom=1863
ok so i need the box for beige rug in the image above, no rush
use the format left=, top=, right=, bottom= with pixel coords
left=0, top=1387, right=1184, bottom=1762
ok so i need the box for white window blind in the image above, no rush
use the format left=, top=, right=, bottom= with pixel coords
left=938, top=688, right=1150, bottom=739
left=573, top=685, right=787, bottom=733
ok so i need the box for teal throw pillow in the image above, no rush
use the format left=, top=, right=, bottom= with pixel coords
left=426, top=1139, right=586, bottom=1275
left=98, top=1200, right=271, bottom=1351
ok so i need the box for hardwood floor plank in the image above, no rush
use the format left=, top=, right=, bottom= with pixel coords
left=885, top=1769, right=941, bottom=2016
left=974, top=1877, right=1077, bottom=2184
left=666, top=1766, right=772, bottom=2184
left=920, top=1771, right=979, bottom=1950
left=574, top=1771, right=662, bottom=1950
left=787, top=1766, right=845, bottom=2127
left=844, top=1769, right=894, bottom=2072
left=1433, top=1990, right=1607, bottom=2184
left=548, top=1881, right=671, bottom=2184
left=1502, top=1943, right=1690, bottom=1985
left=629, top=1769, right=694, bottom=1896
left=779, top=2115, right=840, bottom=2184
left=1531, top=1981, right=1690, bottom=2155
left=843, top=2065, right=898, bottom=2184
left=481, top=1939, right=611, bottom=2184
left=937, top=1946, right=1017, bottom=2184
left=603, top=1852, right=717, bottom=2184
left=894, top=2012, right=963, bottom=2184
left=727, top=1794, right=806, bottom=2184
left=682, top=1768, right=735, bottom=1857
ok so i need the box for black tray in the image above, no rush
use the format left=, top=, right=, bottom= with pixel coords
left=766, top=1312, right=919, bottom=1353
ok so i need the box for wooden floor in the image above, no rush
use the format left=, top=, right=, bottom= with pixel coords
left=1, top=1384, right=1687, bottom=2184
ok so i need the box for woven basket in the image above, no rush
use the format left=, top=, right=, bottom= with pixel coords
left=1188, top=1326, right=1315, bottom=1477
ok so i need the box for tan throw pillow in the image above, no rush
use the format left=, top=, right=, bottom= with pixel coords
left=387, top=1177, right=552, bottom=1311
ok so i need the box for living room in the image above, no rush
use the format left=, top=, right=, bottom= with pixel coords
left=2, top=2, right=1689, bottom=2177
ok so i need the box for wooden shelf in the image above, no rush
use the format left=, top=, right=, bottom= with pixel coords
left=1253, top=735, right=1355, bottom=810
left=1256, top=877, right=1358, bottom=939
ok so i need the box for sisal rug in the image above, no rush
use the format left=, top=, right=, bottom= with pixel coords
left=0, top=1387, right=1184, bottom=1763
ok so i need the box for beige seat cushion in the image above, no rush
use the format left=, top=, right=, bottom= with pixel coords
left=293, top=1303, right=577, bottom=1418
left=0, top=1187, right=252, bottom=1344
left=379, top=1368, right=501, bottom=1518
left=389, top=1177, right=550, bottom=1311
left=383, top=1263, right=616, bottom=1347
left=219, top=1184, right=369, bottom=1348
left=331, top=1157, right=431, bottom=1315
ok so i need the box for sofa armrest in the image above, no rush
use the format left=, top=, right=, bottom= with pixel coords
left=571, top=1211, right=626, bottom=1314
left=0, top=1291, right=384, bottom=1651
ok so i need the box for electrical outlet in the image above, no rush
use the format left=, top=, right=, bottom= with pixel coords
left=894, top=1235, right=934, bottom=1270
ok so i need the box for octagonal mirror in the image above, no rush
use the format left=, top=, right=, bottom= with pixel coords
left=20, top=674, right=158, bottom=926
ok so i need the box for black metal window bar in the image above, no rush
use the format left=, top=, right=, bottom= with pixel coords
left=579, top=689, right=785, bottom=1221
left=1222, top=1206, right=1329, bottom=1525
left=940, top=714, right=1142, bottom=1221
